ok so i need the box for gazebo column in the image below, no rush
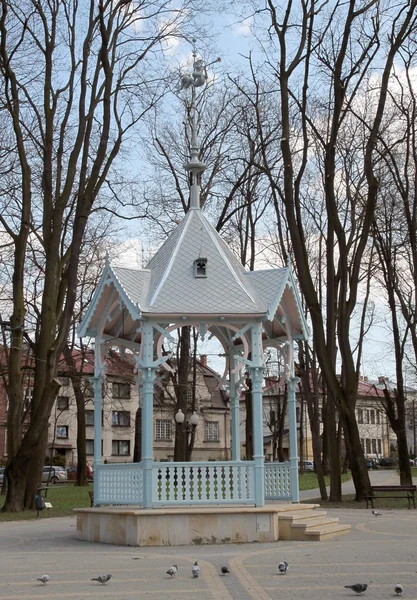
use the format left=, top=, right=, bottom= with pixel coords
left=230, top=354, right=241, bottom=461
left=92, top=341, right=106, bottom=505
left=250, top=322, right=265, bottom=507
left=92, top=376, right=103, bottom=504
left=140, top=321, right=155, bottom=508
left=288, top=375, right=300, bottom=503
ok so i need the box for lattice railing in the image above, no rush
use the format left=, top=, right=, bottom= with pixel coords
left=95, top=462, right=143, bottom=505
left=264, top=462, right=291, bottom=500
left=152, top=461, right=255, bottom=505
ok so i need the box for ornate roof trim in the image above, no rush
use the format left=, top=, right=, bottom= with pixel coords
left=78, top=264, right=142, bottom=338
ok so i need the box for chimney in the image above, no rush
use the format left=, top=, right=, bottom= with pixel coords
left=200, top=354, right=207, bottom=368
left=364, top=376, right=368, bottom=383
left=378, top=376, right=385, bottom=384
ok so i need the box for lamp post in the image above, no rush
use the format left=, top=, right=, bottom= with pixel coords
left=175, top=410, right=199, bottom=461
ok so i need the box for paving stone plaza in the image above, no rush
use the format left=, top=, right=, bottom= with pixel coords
left=1, top=508, right=417, bottom=599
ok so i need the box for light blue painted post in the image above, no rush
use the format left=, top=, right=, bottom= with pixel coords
left=250, top=322, right=265, bottom=507
left=92, top=375, right=103, bottom=505
left=141, top=321, right=155, bottom=508
left=288, top=375, right=300, bottom=503
left=230, top=354, right=241, bottom=461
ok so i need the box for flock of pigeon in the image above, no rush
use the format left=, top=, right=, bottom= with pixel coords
left=35, top=531, right=404, bottom=597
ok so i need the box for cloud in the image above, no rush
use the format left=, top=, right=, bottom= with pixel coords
left=232, top=16, right=253, bottom=38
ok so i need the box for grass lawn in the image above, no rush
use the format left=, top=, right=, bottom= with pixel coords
left=302, top=493, right=414, bottom=510
left=0, top=483, right=92, bottom=522
left=298, top=471, right=351, bottom=491
left=303, top=467, right=416, bottom=509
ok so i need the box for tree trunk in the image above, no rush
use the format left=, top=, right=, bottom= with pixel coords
left=326, top=392, right=341, bottom=502
left=63, top=344, right=87, bottom=486
left=174, top=326, right=190, bottom=462
left=133, top=407, right=142, bottom=463
left=245, top=376, right=253, bottom=460
left=277, top=390, right=287, bottom=462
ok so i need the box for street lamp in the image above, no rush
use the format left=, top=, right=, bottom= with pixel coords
left=175, top=409, right=199, bottom=428
left=175, top=409, right=185, bottom=424
left=190, top=411, right=199, bottom=427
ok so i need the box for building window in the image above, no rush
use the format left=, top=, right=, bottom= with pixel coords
left=56, top=426, right=69, bottom=439
left=112, top=440, right=130, bottom=455
left=23, top=387, right=33, bottom=410
left=377, top=439, right=382, bottom=454
left=372, top=438, right=377, bottom=454
left=357, top=409, right=363, bottom=424
left=86, top=439, right=103, bottom=455
left=57, top=396, right=69, bottom=411
left=296, top=407, right=301, bottom=423
left=112, top=382, right=131, bottom=400
left=204, top=420, right=219, bottom=442
left=360, top=438, right=364, bottom=450
left=85, top=410, right=94, bottom=426
left=366, top=410, right=370, bottom=424
left=187, top=387, right=193, bottom=401
left=112, top=411, right=130, bottom=427
left=370, top=410, right=375, bottom=425
left=376, top=411, right=380, bottom=425
left=194, top=257, right=208, bottom=278
left=365, top=438, right=371, bottom=454
left=155, top=419, right=172, bottom=441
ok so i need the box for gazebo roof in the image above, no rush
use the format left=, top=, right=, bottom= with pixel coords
left=78, top=206, right=308, bottom=344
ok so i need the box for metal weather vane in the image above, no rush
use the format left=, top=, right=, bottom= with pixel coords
left=178, top=40, right=221, bottom=161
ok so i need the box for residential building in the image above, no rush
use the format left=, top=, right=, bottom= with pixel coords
left=8, top=350, right=229, bottom=467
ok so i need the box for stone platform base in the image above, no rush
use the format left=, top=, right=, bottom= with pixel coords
left=74, top=503, right=350, bottom=547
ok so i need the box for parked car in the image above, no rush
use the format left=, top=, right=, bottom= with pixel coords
left=42, top=466, right=67, bottom=484
left=0, top=467, right=4, bottom=483
left=366, top=459, right=379, bottom=470
left=378, top=457, right=399, bottom=468
left=302, top=461, right=315, bottom=472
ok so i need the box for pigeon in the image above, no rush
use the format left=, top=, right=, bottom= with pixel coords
left=278, top=561, right=289, bottom=574
left=344, top=583, right=368, bottom=595
left=221, top=565, right=230, bottom=575
left=394, top=584, right=403, bottom=595
left=91, top=574, right=112, bottom=584
left=37, top=574, right=50, bottom=584
left=166, top=565, right=178, bottom=577
left=372, top=510, right=382, bottom=516
left=192, top=561, right=200, bottom=578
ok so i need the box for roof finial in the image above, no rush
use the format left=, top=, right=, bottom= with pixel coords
left=179, top=40, right=221, bottom=210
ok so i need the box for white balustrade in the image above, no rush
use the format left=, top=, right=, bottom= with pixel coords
left=264, top=462, right=291, bottom=500
left=152, top=461, right=255, bottom=505
left=94, top=461, right=290, bottom=506
left=95, top=462, right=143, bottom=505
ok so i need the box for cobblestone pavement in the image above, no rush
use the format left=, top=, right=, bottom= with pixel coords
left=0, top=508, right=416, bottom=599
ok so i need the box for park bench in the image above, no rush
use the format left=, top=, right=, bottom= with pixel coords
left=365, top=485, right=416, bottom=509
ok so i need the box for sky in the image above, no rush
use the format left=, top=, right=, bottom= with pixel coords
left=113, top=3, right=406, bottom=386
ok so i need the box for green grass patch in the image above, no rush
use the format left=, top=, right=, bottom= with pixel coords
left=302, top=492, right=414, bottom=510
left=0, top=483, right=92, bottom=522
left=298, top=471, right=351, bottom=491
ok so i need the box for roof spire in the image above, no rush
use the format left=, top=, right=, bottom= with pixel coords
left=179, top=40, right=220, bottom=210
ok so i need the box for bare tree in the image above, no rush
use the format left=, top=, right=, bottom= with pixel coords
left=0, top=0, right=198, bottom=511
left=231, top=0, right=417, bottom=501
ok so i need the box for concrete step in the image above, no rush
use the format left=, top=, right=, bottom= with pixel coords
left=290, top=516, right=340, bottom=541
left=279, top=509, right=327, bottom=522
left=304, top=522, right=352, bottom=542
left=278, top=510, right=328, bottom=540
